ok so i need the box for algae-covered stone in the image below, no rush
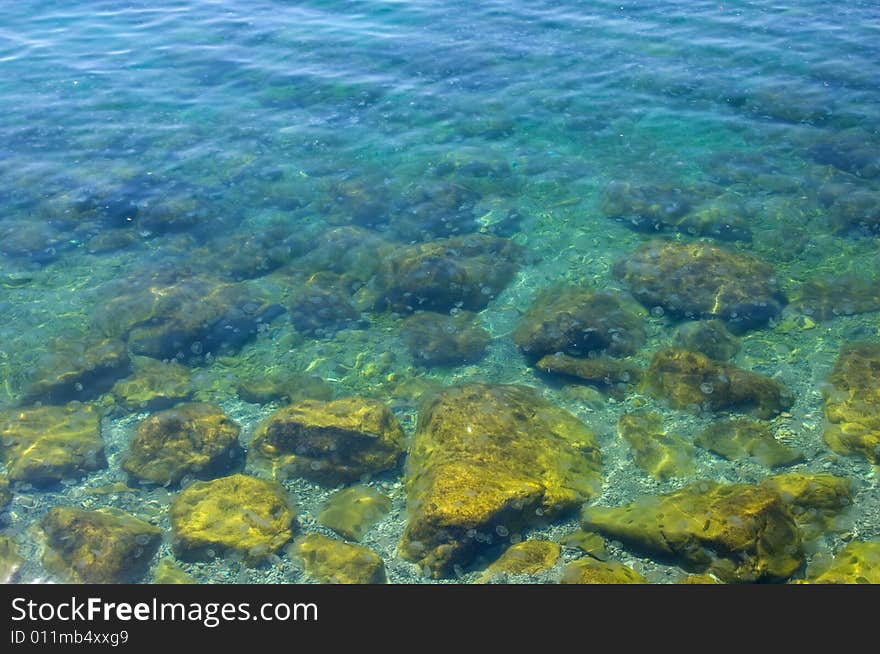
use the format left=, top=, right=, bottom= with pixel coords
left=582, top=481, right=803, bottom=582
left=618, top=411, right=694, bottom=479
left=561, top=558, right=646, bottom=584
left=400, top=383, right=602, bottom=578
left=0, top=403, right=106, bottom=486
left=318, top=485, right=392, bottom=541
left=111, top=356, right=193, bottom=411
left=288, top=272, right=362, bottom=337
left=236, top=372, right=333, bottom=405
left=808, top=540, right=880, bottom=584
left=250, top=397, right=405, bottom=484
left=122, top=403, right=242, bottom=486
left=560, top=531, right=608, bottom=560
left=672, top=320, right=740, bottom=361
left=0, top=475, right=10, bottom=510
left=792, top=274, right=880, bottom=321
left=401, top=311, right=490, bottom=366
left=21, top=337, right=130, bottom=405
left=535, top=354, right=641, bottom=398
left=680, top=573, right=721, bottom=584
left=822, top=342, right=880, bottom=463
left=0, top=536, right=23, bottom=583
left=478, top=541, right=561, bottom=582
left=170, top=474, right=296, bottom=563
left=827, top=189, right=880, bottom=236
left=153, top=558, right=196, bottom=584
left=644, top=348, right=794, bottom=419
left=40, top=507, right=162, bottom=583
left=613, top=241, right=786, bottom=332
left=377, top=234, right=521, bottom=313
left=695, top=419, right=803, bottom=467
left=760, top=473, right=852, bottom=540
left=513, top=287, right=646, bottom=362
left=294, top=533, right=386, bottom=584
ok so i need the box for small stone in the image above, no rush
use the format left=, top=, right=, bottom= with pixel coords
left=295, top=533, right=386, bottom=584
left=535, top=354, right=642, bottom=398
left=317, top=485, right=391, bottom=541
left=560, top=531, right=608, bottom=560
left=618, top=411, right=694, bottom=479
left=153, top=558, right=196, bottom=584
left=478, top=541, right=561, bottom=582
left=560, top=558, right=646, bottom=584
left=672, top=320, right=740, bottom=361
left=111, top=356, right=192, bottom=412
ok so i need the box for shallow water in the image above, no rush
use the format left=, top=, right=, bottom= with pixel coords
left=1, top=1, right=879, bottom=584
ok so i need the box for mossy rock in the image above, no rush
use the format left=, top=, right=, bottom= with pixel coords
left=822, top=342, right=880, bottom=463
left=401, top=311, right=490, bottom=366
left=0, top=535, right=23, bottom=583
left=250, top=397, right=405, bottom=484
left=21, top=337, right=130, bottom=405
left=582, top=481, right=804, bottom=582
left=400, top=383, right=602, bottom=578
left=672, top=320, right=740, bottom=361
left=111, top=356, right=193, bottom=411
left=618, top=411, right=694, bottom=479
left=294, top=533, right=386, bottom=584
left=40, top=507, right=162, bottom=583
left=760, top=473, right=852, bottom=540
left=153, top=558, right=196, bottom=584
left=288, top=272, right=362, bottom=337
left=827, top=189, right=880, bottom=236
left=318, top=485, right=392, bottom=541
left=561, top=558, right=646, bottom=584
left=478, top=541, right=561, bottom=583
left=377, top=234, right=521, bottom=313
left=613, top=241, right=786, bottom=333
left=513, top=287, right=646, bottom=362
left=122, top=403, right=242, bottom=486
left=791, top=274, right=880, bottom=321
left=236, top=372, right=333, bottom=405
left=695, top=419, right=803, bottom=467
left=535, top=354, right=641, bottom=398
left=0, top=403, right=106, bottom=486
left=807, top=540, right=880, bottom=584
left=560, top=531, right=608, bottom=560
left=644, top=348, right=794, bottom=419
left=170, top=474, right=296, bottom=563
left=0, top=475, right=10, bottom=511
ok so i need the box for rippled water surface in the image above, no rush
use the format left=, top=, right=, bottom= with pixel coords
left=1, top=1, right=879, bottom=584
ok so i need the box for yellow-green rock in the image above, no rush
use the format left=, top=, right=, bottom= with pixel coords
left=561, top=558, right=646, bottom=584
left=170, top=474, right=295, bottom=563
left=236, top=372, right=333, bottom=405
left=295, top=533, right=386, bottom=584
left=822, top=342, right=880, bottom=463
left=760, top=473, right=852, bottom=540
left=696, top=419, right=803, bottom=467
left=0, top=403, right=105, bottom=485
left=250, top=397, right=405, bottom=484
left=40, top=507, right=162, bottom=583
left=792, top=274, right=880, bottom=321
left=535, top=354, right=642, bottom=398
left=672, top=320, right=740, bottom=361
left=153, top=558, right=196, bottom=584
left=644, top=348, right=794, bottom=419
left=808, top=540, right=880, bottom=584
left=680, top=573, right=722, bottom=584
left=618, top=411, right=694, bottom=479
left=317, top=485, right=391, bottom=541
left=111, top=356, right=192, bottom=411
left=400, top=383, right=602, bottom=578
left=478, top=541, right=561, bottom=582
left=560, top=531, right=608, bottom=560
left=0, top=535, right=23, bottom=583
left=122, top=403, right=241, bottom=485
left=582, top=481, right=803, bottom=582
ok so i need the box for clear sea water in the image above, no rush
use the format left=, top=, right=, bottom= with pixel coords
left=1, top=0, right=879, bottom=583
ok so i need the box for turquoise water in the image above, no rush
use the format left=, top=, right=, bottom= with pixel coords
left=1, top=0, right=879, bottom=583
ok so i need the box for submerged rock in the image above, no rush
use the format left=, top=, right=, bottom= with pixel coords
left=152, top=558, right=196, bottom=584
left=40, top=507, right=161, bottom=583
left=377, top=234, right=521, bottom=313
left=478, top=541, right=561, bottom=583
left=21, top=338, right=130, bottom=405
left=170, top=474, right=296, bottom=563
left=792, top=273, right=880, bottom=320
left=288, top=272, right=363, bottom=337
left=561, top=558, right=646, bottom=584
left=236, top=372, right=334, bottom=405
left=294, top=533, right=386, bottom=584
left=0, top=536, right=23, bottom=583
left=401, top=311, right=490, bottom=366
left=111, top=356, right=193, bottom=412
left=559, top=531, right=608, bottom=560
left=613, top=241, right=786, bottom=333
left=826, top=189, right=880, bottom=236
left=672, top=320, right=740, bottom=361
left=760, top=473, right=852, bottom=540
left=317, top=485, right=392, bottom=541
left=122, top=403, right=242, bottom=486
left=535, top=354, right=641, bottom=397
left=644, top=348, right=794, bottom=419
left=513, top=287, right=646, bottom=362
left=400, top=383, right=602, bottom=577
left=0, top=475, right=10, bottom=511
left=582, top=481, right=803, bottom=582
left=695, top=419, right=803, bottom=467
left=250, top=397, right=406, bottom=484
left=390, top=179, right=480, bottom=240
left=809, top=131, right=880, bottom=179
left=618, top=411, right=694, bottom=480
left=822, top=342, right=880, bottom=463
left=0, top=403, right=105, bottom=486
left=807, top=540, right=880, bottom=584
